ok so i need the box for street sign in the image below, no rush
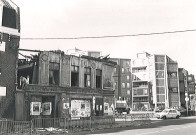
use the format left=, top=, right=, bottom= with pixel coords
left=185, top=97, right=189, bottom=101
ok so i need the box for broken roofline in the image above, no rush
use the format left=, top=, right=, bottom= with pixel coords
left=18, top=48, right=117, bottom=65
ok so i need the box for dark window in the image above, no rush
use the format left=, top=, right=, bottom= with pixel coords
left=169, top=88, right=178, bottom=93
left=168, top=72, right=177, bottom=78
left=156, top=71, right=164, bottom=78
left=2, top=7, right=16, bottom=29
left=96, top=69, right=102, bottom=88
left=84, top=67, right=91, bottom=87
left=49, top=63, right=59, bottom=85
left=71, top=65, right=79, bottom=86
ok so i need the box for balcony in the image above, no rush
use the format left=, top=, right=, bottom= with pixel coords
left=167, top=63, right=178, bottom=72
left=133, top=97, right=148, bottom=102
left=168, top=78, right=178, bottom=88
left=133, top=85, right=148, bottom=88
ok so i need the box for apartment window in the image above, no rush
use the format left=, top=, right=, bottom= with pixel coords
left=132, top=67, right=146, bottom=73
left=122, top=83, right=125, bottom=88
left=96, top=69, right=102, bottom=88
left=169, top=88, right=178, bottom=93
left=127, top=68, right=130, bottom=73
left=156, top=71, right=164, bottom=78
left=71, top=65, right=79, bottom=86
left=49, top=63, right=59, bottom=85
left=134, top=90, right=137, bottom=95
left=127, top=90, right=130, bottom=95
left=143, top=89, right=148, bottom=95
left=168, top=72, right=177, bottom=78
left=122, top=68, right=124, bottom=73
left=127, top=75, right=130, bottom=80
left=127, top=83, right=130, bottom=88
left=133, top=75, right=137, bottom=81
left=84, top=67, right=91, bottom=87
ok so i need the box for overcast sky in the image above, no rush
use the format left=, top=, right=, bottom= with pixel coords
left=14, top=0, right=196, bottom=76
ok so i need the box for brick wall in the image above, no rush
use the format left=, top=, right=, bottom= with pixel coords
left=0, top=33, right=19, bottom=119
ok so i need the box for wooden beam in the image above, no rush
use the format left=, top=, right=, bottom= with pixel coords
left=18, top=48, right=42, bottom=52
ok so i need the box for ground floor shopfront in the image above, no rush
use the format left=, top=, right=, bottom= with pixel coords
left=15, top=85, right=115, bottom=121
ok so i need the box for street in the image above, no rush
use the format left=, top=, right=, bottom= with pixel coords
left=72, top=116, right=196, bottom=135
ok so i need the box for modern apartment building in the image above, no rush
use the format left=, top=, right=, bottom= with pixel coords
left=110, top=58, right=132, bottom=107
left=0, top=0, right=20, bottom=119
left=178, top=68, right=188, bottom=108
left=152, top=54, right=180, bottom=109
left=132, top=52, right=180, bottom=110
left=131, top=52, right=153, bottom=110
left=187, top=74, right=195, bottom=95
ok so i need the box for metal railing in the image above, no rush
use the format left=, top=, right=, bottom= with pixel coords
left=0, top=119, right=31, bottom=134
left=115, top=113, right=153, bottom=122
left=0, top=116, right=115, bottom=134
left=0, top=114, right=152, bottom=134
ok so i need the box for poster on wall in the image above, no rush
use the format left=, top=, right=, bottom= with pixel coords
left=30, top=102, right=41, bottom=115
left=63, top=103, right=69, bottom=109
left=71, top=100, right=91, bottom=118
left=71, top=100, right=81, bottom=118
left=42, top=102, right=52, bottom=115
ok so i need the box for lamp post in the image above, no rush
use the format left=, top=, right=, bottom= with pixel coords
left=185, top=92, right=189, bottom=116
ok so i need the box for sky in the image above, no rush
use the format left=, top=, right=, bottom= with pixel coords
left=13, top=0, right=196, bottom=76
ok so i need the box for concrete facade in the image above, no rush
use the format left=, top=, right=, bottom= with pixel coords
left=132, top=52, right=153, bottom=110
left=132, top=52, right=181, bottom=110
left=152, top=54, right=180, bottom=109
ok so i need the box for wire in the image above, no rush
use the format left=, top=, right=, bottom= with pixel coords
left=19, top=29, right=196, bottom=40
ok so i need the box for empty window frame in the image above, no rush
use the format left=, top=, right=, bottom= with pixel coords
left=71, top=65, right=79, bottom=86
left=84, top=67, right=91, bottom=87
left=127, top=83, right=130, bottom=88
left=49, top=63, right=60, bottom=85
left=96, top=69, right=102, bottom=88
left=2, top=6, right=16, bottom=29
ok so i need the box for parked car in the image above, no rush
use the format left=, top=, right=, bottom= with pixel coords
left=156, top=109, right=181, bottom=119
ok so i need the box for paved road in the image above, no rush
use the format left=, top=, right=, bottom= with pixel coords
left=72, top=116, right=196, bottom=135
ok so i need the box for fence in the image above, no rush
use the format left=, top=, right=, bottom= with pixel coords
left=0, top=114, right=152, bottom=134
left=115, top=113, right=154, bottom=122
left=0, top=119, right=31, bottom=134
left=0, top=116, right=115, bottom=134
